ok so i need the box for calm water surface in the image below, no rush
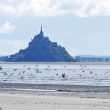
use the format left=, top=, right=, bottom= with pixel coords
left=0, top=63, right=110, bottom=86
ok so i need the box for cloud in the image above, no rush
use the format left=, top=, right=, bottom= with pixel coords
left=90, top=0, right=110, bottom=16
left=0, top=39, right=27, bottom=56
left=0, top=22, right=15, bottom=34
left=0, top=0, right=110, bottom=17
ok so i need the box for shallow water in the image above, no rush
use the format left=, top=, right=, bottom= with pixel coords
left=0, top=63, right=110, bottom=86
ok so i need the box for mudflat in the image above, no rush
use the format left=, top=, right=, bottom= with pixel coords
left=0, top=88, right=110, bottom=110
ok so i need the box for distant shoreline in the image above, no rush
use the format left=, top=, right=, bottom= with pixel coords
left=1, top=62, right=110, bottom=65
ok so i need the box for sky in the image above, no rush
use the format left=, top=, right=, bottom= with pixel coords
left=0, top=0, right=110, bottom=56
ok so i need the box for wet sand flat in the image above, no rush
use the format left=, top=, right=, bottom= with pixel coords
left=0, top=92, right=110, bottom=110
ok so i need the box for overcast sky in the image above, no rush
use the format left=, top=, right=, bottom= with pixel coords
left=0, top=0, right=110, bottom=56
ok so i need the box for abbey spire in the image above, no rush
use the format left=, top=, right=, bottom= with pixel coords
left=39, top=25, right=43, bottom=37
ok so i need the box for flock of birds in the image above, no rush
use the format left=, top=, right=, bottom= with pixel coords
left=0, top=64, right=110, bottom=85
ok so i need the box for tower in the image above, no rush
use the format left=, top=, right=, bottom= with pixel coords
left=39, top=25, right=43, bottom=37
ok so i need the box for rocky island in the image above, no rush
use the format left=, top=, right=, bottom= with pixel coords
left=3, top=27, right=73, bottom=62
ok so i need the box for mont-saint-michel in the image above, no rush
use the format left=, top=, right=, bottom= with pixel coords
left=1, top=27, right=73, bottom=62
